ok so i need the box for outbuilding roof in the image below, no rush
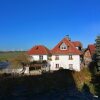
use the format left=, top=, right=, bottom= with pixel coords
left=28, top=45, right=51, bottom=55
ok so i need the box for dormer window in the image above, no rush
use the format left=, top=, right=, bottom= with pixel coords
left=60, top=43, right=67, bottom=50
left=76, top=47, right=78, bottom=49
left=76, top=46, right=81, bottom=50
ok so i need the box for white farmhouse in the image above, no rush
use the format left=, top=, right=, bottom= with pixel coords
left=28, top=37, right=82, bottom=71
left=50, top=37, right=82, bottom=71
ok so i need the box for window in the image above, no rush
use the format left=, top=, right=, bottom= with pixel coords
left=48, top=56, right=52, bottom=61
left=55, top=55, right=59, bottom=60
left=69, top=64, right=73, bottom=70
left=60, top=43, right=67, bottom=50
left=69, top=55, right=73, bottom=60
left=61, top=46, right=67, bottom=50
left=39, top=55, right=43, bottom=61
left=64, top=46, right=66, bottom=49
left=76, top=47, right=78, bottom=49
left=55, top=64, right=59, bottom=68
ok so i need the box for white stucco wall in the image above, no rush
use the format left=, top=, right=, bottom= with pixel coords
left=49, top=55, right=81, bottom=71
left=29, top=54, right=81, bottom=71
left=30, top=55, right=48, bottom=61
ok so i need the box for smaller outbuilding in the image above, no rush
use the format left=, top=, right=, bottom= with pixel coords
left=83, top=44, right=96, bottom=66
left=27, top=45, right=51, bottom=61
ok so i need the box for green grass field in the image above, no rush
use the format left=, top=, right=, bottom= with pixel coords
left=0, top=51, right=26, bottom=61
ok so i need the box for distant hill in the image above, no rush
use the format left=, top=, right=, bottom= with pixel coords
left=0, top=51, right=27, bottom=61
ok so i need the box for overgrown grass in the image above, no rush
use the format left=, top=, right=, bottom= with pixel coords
left=73, top=67, right=95, bottom=94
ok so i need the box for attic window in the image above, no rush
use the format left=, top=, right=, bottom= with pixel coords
left=60, top=43, right=67, bottom=50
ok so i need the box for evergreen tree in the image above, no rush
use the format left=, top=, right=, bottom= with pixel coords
left=95, top=35, right=100, bottom=72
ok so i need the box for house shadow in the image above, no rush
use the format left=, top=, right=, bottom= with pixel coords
left=0, top=69, right=78, bottom=99
left=0, top=69, right=98, bottom=100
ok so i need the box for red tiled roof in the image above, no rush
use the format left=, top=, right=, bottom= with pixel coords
left=51, top=38, right=82, bottom=55
left=72, top=41, right=82, bottom=47
left=28, top=45, right=51, bottom=55
left=88, top=44, right=96, bottom=55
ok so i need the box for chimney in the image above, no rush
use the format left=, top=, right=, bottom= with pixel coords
left=65, top=35, right=71, bottom=41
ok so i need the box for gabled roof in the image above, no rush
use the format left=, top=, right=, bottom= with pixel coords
left=88, top=44, right=96, bottom=56
left=28, top=45, right=51, bottom=55
left=51, top=38, right=82, bottom=55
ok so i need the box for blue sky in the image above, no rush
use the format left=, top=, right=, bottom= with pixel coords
left=0, top=0, right=100, bottom=51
